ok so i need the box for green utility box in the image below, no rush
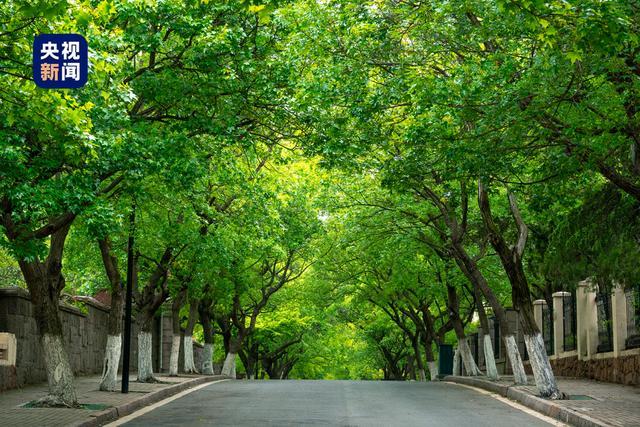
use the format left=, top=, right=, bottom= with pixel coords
left=438, top=344, right=453, bottom=379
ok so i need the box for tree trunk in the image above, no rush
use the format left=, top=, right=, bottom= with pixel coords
left=169, top=290, right=185, bottom=377
left=518, top=286, right=563, bottom=398
left=17, top=225, right=78, bottom=407
left=423, top=338, right=438, bottom=380
left=452, top=244, right=527, bottom=383
left=411, top=335, right=426, bottom=381
left=475, top=287, right=499, bottom=380
left=100, top=334, right=122, bottom=391
left=482, top=334, right=498, bottom=380
left=183, top=335, right=196, bottom=373
left=222, top=337, right=241, bottom=378
left=525, top=332, right=562, bottom=399
left=453, top=347, right=461, bottom=376
left=406, top=353, right=416, bottom=380
left=428, top=361, right=438, bottom=381
left=137, top=312, right=155, bottom=382
left=505, top=334, right=527, bottom=384
left=202, top=343, right=214, bottom=375
left=447, top=285, right=482, bottom=376
left=168, top=334, right=181, bottom=376
left=199, top=301, right=214, bottom=375
left=98, top=238, right=124, bottom=391
left=183, top=300, right=199, bottom=374
left=477, top=182, right=560, bottom=396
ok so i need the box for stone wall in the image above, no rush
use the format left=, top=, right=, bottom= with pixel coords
left=156, top=313, right=204, bottom=374
left=522, top=353, right=640, bottom=386
left=470, top=309, right=526, bottom=376
left=0, top=288, right=204, bottom=391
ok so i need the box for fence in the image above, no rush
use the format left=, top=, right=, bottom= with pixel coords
left=532, top=281, right=640, bottom=385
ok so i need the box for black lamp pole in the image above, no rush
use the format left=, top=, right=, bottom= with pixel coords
left=121, top=203, right=136, bottom=393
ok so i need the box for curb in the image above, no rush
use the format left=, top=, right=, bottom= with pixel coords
left=73, top=375, right=229, bottom=427
left=443, top=376, right=611, bottom=427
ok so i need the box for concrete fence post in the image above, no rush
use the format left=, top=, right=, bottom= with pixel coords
left=533, top=300, right=545, bottom=332
left=612, top=284, right=628, bottom=357
left=576, top=281, right=597, bottom=359
left=552, top=292, right=569, bottom=356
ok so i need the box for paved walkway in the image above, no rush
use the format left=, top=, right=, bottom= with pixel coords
left=0, top=374, right=216, bottom=427
left=524, top=377, right=640, bottom=427
left=446, top=375, right=640, bottom=427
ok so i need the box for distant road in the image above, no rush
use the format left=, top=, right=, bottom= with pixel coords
left=121, top=379, right=559, bottom=426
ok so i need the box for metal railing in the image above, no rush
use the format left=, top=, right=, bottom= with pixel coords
left=596, top=289, right=613, bottom=353
left=542, top=304, right=554, bottom=355
left=563, top=292, right=577, bottom=352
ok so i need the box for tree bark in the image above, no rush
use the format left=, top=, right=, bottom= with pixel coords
left=411, top=335, right=426, bottom=381
left=222, top=336, right=241, bottom=378
left=183, top=299, right=199, bottom=374
left=475, top=286, right=499, bottom=380
left=477, top=181, right=561, bottom=398
left=417, top=182, right=527, bottom=384
left=451, top=247, right=527, bottom=383
left=137, top=311, right=156, bottom=382
left=169, top=289, right=186, bottom=376
left=133, top=246, right=173, bottom=383
left=98, top=238, right=124, bottom=391
left=446, top=285, right=482, bottom=376
left=17, top=225, right=78, bottom=406
left=199, top=299, right=214, bottom=375
left=453, top=347, right=461, bottom=376
left=423, top=337, right=438, bottom=380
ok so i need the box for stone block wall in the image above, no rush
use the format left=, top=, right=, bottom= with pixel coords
left=0, top=288, right=204, bottom=391
left=155, top=311, right=204, bottom=374
left=522, top=353, right=640, bottom=386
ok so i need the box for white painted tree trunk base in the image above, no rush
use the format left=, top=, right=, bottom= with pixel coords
left=137, top=332, right=155, bottom=382
left=453, top=347, right=461, bottom=376
left=483, top=334, right=499, bottom=381
left=99, top=334, right=122, bottom=391
left=428, top=361, right=438, bottom=381
left=505, top=334, right=528, bottom=385
left=418, top=368, right=426, bottom=382
left=458, top=337, right=482, bottom=376
left=525, top=333, right=563, bottom=399
left=221, top=352, right=236, bottom=378
left=38, top=334, right=78, bottom=407
left=201, top=343, right=214, bottom=375
left=169, top=334, right=180, bottom=376
left=183, top=336, right=198, bottom=373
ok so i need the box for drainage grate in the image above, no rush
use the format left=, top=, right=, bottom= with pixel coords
left=568, top=395, right=595, bottom=400
left=21, top=401, right=111, bottom=410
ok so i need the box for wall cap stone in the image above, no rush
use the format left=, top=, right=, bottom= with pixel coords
left=72, top=295, right=111, bottom=313
left=552, top=291, right=571, bottom=298
left=0, top=287, right=30, bottom=300
left=0, top=287, right=87, bottom=317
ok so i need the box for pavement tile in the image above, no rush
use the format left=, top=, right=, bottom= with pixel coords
left=446, top=375, right=640, bottom=427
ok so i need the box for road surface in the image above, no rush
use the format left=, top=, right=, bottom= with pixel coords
left=121, top=380, right=559, bottom=426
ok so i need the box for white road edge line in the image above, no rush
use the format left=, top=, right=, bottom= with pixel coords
left=443, top=381, right=568, bottom=427
left=104, top=379, right=229, bottom=426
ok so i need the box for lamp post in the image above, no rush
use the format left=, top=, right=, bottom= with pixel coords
left=122, top=203, right=136, bottom=393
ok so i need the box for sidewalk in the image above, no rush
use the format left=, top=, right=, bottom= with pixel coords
left=0, top=374, right=225, bottom=427
left=444, top=375, right=640, bottom=427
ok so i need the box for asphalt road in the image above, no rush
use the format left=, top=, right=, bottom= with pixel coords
left=122, top=380, right=556, bottom=426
